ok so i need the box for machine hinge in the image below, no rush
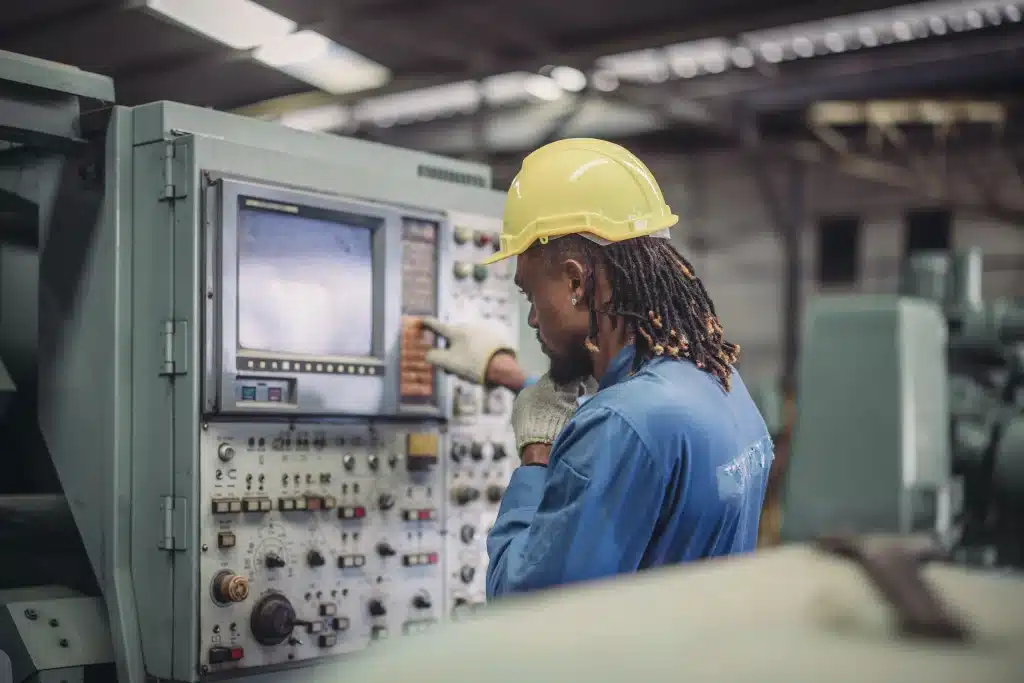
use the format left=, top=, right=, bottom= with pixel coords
left=159, top=495, right=188, bottom=552
left=160, top=320, right=189, bottom=377
left=161, top=140, right=186, bottom=201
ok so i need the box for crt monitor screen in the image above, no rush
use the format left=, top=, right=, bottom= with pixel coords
left=237, top=199, right=375, bottom=359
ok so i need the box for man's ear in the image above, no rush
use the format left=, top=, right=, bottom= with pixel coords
left=562, top=258, right=585, bottom=291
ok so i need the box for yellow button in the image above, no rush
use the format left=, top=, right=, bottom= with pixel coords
left=406, top=432, right=438, bottom=457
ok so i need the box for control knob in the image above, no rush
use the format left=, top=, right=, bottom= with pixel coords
left=470, top=442, right=492, bottom=461
left=368, top=598, right=387, bottom=617
left=486, top=485, right=506, bottom=503
left=412, top=593, right=432, bottom=610
left=343, top=454, right=355, bottom=471
left=212, top=571, right=249, bottom=603
left=249, top=593, right=296, bottom=646
left=451, top=486, right=480, bottom=506
left=376, top=541, right=397, bottom=558
left=450, top=442, right=470, bottom=463
left=307, top=550, right=325, bottom=568
left=459, top=524, right=476, bottom=543
left=459, top=566, right=476, bottom=584
left=378, top=492, right=396, bottom=510
left=217, top=443, right=235, bottom=462
left=367, top=453, right=379, bottom=470
left=492, top=443, right=508, bottom=461
left=264, top=553, right=286, bottom=569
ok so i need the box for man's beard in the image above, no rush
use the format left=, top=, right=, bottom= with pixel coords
left=541, top=335, right=594, bottom=385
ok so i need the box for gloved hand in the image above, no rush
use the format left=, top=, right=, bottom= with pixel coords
left=420, top=317, right=515, bottom=385
left=510, top=374, right=596, bottom=455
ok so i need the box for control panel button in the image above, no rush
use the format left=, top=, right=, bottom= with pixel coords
left=453, top=226, right=473, bottom=244
left=472, top=265, right=488, bottom=282
left=406, top=432, right=438, bottom=471
left=338, top=505, right=366, bottom=520
left=331, top=616, right=350, bottom=631
left=307, top=550, right=326, bottom=567
left=402, top=552, right=439, bottom=567
left=453, top=262, right=472, bottom=280
left=211, top=498, right=242, bottom=514
left=319, top=603, right=337, bottom=617
left=473, top=231, right=491, bottom=248
left=338, top=554, right=366, bottom=569
left=208, top=646, right=244, bottom=664
left=242, top=497, right=272, bottom=513
left=216, top=531, right=236, bottom=549
left=318, top=634, right=338, bottom=648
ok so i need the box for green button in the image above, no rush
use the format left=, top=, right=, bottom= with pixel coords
left=472, top=265, right=488, bottom=282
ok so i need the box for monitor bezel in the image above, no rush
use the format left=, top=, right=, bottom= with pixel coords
left=202, top=176, right=450, bottom=418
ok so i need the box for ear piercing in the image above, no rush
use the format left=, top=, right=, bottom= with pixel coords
left=571, top=297, right=578, bottom=306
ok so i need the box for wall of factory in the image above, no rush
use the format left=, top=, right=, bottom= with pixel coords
left=640, top=148, right=1024, bottom=384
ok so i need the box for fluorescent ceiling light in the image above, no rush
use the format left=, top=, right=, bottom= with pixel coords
left=254, top=31, right=391, bottom=95
left=143, top=0, right=295, bottom=49
left=278, top=104, right=351, bottom=132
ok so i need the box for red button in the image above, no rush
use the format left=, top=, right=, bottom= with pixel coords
left=418, top=509, right=431, bottom=520
left=428, top=553, right=438, bottom=565
left=229, top=647, right=244, bottom=661
left=354, top=506, right=366, bottom=518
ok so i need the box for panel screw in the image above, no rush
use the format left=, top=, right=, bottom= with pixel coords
left=59, top=639, right=69, bottom=648
left=24, top=609, right=37, bottom=620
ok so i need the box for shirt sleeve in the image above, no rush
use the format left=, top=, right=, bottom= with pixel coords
left=485, top=407, right=666, bottom=597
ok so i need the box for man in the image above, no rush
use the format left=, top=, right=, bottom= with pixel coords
left=422, top=138, right=772, bottom=598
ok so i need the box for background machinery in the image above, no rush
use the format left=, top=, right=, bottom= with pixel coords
left=783, top=247, right=1024, bottom=569
left=0, top=49, right=526, bottom=683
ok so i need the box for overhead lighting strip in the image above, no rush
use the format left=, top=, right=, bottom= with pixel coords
left=141, top=0, right=391, bottom=95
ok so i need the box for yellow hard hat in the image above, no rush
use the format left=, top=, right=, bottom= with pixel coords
left=481, top=138, right=678, bottom=265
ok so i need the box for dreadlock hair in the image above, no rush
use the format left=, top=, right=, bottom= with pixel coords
left=539, top=234, right=741, bottom=390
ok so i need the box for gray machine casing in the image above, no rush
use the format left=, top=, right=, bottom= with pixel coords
left=36, top=100, right=511, bottom=683
left=783, top=295, right=953, bottom=541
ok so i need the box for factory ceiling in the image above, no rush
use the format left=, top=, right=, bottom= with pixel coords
left=0, top=0, right=1021, bottom=154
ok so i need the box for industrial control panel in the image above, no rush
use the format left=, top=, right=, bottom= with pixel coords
left=196, top=178, right=518, bottom=675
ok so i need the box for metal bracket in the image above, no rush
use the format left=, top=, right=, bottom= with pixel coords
left=159, top=320, right=188, bottom=377
left=159, top=496, right=188, bottom=552
left=160, top=140, right=187, bottom=202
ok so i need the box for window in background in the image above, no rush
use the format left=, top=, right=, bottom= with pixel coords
left=904, top=208, right=952, bottom=257
left=817, top=215, right=861, bottom=286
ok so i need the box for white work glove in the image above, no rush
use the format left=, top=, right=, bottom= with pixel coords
left=510, top=374, right=596, bottom=455
left=420, top=317, right=515, bottom=385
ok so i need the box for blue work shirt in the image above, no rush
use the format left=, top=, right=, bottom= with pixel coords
left=486, top=345, right=773, bottom=597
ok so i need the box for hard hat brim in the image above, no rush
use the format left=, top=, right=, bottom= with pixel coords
left=479, top=248, right=517, bottom=266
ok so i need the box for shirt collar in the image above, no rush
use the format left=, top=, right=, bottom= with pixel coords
left=598, top=344, right=638, bottom=391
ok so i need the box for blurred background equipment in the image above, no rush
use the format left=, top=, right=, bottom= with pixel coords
left=784, top=247, right=1024, bottom=569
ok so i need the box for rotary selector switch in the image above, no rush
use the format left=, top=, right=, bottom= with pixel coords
left=469, top=442, right=493, bottom=462
left=250, top=593, right=297, bottom=646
